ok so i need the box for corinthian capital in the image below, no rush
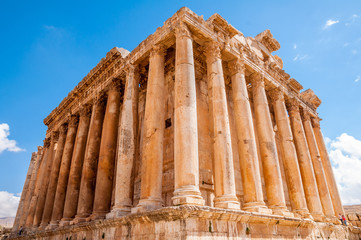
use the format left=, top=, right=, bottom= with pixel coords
left=205, top=41, right=221, bottom=60
left=286, top=98, right=300, bottom=116
left=109, top=78, right=122, bottom=92
left=150, top=44, right=166, bottom=58
left=311, top=117, right=321, bottom=128
left=249, top=72, right=264, bottom=88
left=68, top=114, right=79, bottom=127
left=268, top=87, right=284, bottom=103
left=228, top=58, right=245, bottom=75
left=174, top=22, right=192, bottom=39
left=52, top=131, right=60, bottom=142
left=79, top=103, right=92, bottom=117
left=300, top=109, right=311, bottom=121
left=59, top=123, right=68, bottom=135
left=43, top=137, right=51, bottom=148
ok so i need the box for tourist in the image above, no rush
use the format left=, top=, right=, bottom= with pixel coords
left=342, top=215, right=347, bottom=226
left=339, top=213, right=343, bottom=225
left=18, top=226, right=23, bottom=236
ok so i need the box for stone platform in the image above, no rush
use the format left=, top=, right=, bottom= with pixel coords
left=6, top=206, right=361, bottom=240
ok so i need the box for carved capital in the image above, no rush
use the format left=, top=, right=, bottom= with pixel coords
left=68, top=114, right=79, bottom=127
left=268, top=87, right=284, bottom=103
left=59, top=123, right=68, bottom=135
left=228, top=58, right=245, bottom=75
left=311, top=117, right=321, bottom=128
left=174, top=22, right=192, bottom=39
left=43, top=137, right=51, bottom=148
left=94, top=92, right=107, bottom=108
left=52, top=131, right=60, bottom=142
left=150, top=44, right=166, bottom=58
left=286, top=98, right=300, bottom=116
left=300, top=109, right=311, bottom=121
left=79, top=104, right=92, bottom=117
left=205, top=41, right=221, bottom=60
left=37, top=146, right=43, bottom=152
left=125, top=64, right=135, bottom=76
left=109, top=78, right=122, bottom=92
left=249, top=73, right=264, bottom=88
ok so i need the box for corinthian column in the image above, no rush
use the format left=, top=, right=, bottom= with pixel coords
left=132, top=45, right=166, bottom=213
left=301, top=110, right=335, bottom=219
left=40, top=124, right=68, bottom=228
left=25, top=139, right=49, bottom=228
left=107, top=65, right=139, bottom=218
left=172, top=23, right=204, bottom=206
left=48, top=115, right=78, bottom=228
left=270, top=88, right=310, bottom=218
left=19, top=146, right=43, bottom=228
left=228, top=58, right=269, bottom=213
left=33, top=131, right=58, bottom=227
left=204, top=41, right=239, bottom=209
left=312, top=117, right=344, bottom=216
left=250, top=73, right=291, bottom=217
left=74, top=96, right=106, bottom=223
left=13, top=152, right=37, bottom=231
left=286, top=99, right=324, bottom=221
left=60, top=105, right=92, bottom=225
left=91, top=80, right=121, bottom=219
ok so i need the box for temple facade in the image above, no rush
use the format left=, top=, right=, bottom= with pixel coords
left=9, top=7, right=361, bottom=240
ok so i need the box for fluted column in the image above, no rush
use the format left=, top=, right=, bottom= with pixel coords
left=91, top=80, right=122, bottom=219
left=25, top=140, right=49, bottom=228
left=74, top=96, right=106, bottom=223
left=204, top=41, right=239, bottom=209
left=60, top=105, right=92, bottom=225
left=48, top=115, right=78, bottom=228
left=19, top=146, right=43, bottom=228
left=40, top=124, right=68, bottom=227
left=13, top=152, right=37, bottom=231
left=33, top=132, right=58, bottom=227
left=172, top=23, right=204, bottom=206
left=286, top=99, right=324, bottom=221
left=229, top=58, right=269, bottom=212
left=132, top=45, right=166, bottom=213
left=301, top=110, right=335, bottom=219
left=312, top=117, right=344, bottom=216
left=250, top=73, right=291, bottom=217
left=270, top=88, right=310, bottom=218
left=107, top=65, right=139, bottom=218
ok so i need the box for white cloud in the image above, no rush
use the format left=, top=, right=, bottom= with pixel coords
left=355, top=76, right=360, bottom=83
left=293, top=44, right=297, bottom=49
left=293, top=54, right=308, bottom=61
left=0, top=191, right=20, bottom=218
left=346, top=14, right=360, bottom=26
left=323, top=19, right=339, bottom=29
left=327, top=133, right=361, bottom=205
left=0, top=124, right=24, bottom=154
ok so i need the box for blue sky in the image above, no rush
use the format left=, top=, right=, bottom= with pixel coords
left=0, top=0, right=360, bottom=217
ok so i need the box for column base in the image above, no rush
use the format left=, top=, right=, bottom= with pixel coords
left=172, top=185, right=205, bottom=206
left=106, top=206, right=131, bottom=219
left=214, top=195, right=240, bottom=210
left=46, top=221, right=59, bottom=230
left=89, top=211, right=108, bottom=220
left=38, top=222, right=49, bottom=230
left=311, top=213, right=325, bottom=222
left=293, top=209, right=313, bottom=219
left=271, top=206, right=294, bottom=218
left=243, top=202, right=272, bottom=215
left=72, top=213, right=91, bottom=224
left=59, top=218, right=73, bottom=227
left=131, top=198, right=163, bottom=214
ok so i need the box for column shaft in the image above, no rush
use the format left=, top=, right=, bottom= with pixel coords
left=312, top=118, right=344, bottom=216
left=287, top=99, right=324, bottom=221
left=270, top=89, right=309, bottom=217
left=61, top=105, right=92, bottom=224
left=302, top=110, right=335, bottom=218
left=33, top=132, right=58, bottom=227
left=205, top=42, right=239, bottom=209
left=132, top=45, right=165, bottom=213
left=229, top=59, right=267, bottom=212
left=13, top=152, right=37, bottom=231
left=40, top=124, right=67, bottom=227
left=172, top=24, right=204, bottom=206
left=19, top=147, right=43, bottom=227
left=250, top=73, right=291, bottom=216
left=91, top=81, right=121, bottom=219
left=107, top=65, right=139, bottom=218
left=48, top=115, right=78, bottom=228
left=74, top=97, right=106, bottom=222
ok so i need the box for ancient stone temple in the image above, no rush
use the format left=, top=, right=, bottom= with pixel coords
left=8, top=7, right=361, bottom=240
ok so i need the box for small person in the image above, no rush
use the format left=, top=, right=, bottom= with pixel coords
left=18, top=226, right=23, bottom=236
left=342, top=215, right=347, bottom=226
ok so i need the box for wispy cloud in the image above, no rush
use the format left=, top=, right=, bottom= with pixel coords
left=43, top=25, right=56, bottom=31
left=323, top=19, right=339, bottom=29
left=355, top=75, right=360, bottom=83
left=0, top=123, right=24, bottom=154
left=327, top=133, right=361, bottom=205
left=346, top=14, right=360, bottom=26
left=293, top=44, right=297, bottom=49
left=293, top=54, right=308, bottom=61
left=0, top=191, right=20, bottom=218
left=352, top=49, right=358, bottom=55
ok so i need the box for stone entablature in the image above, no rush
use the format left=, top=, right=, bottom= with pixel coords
left=11, top=7, right=356, bottom=240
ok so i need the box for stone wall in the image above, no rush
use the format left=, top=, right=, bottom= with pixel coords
left=345, top=205, right=361, bottom=227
